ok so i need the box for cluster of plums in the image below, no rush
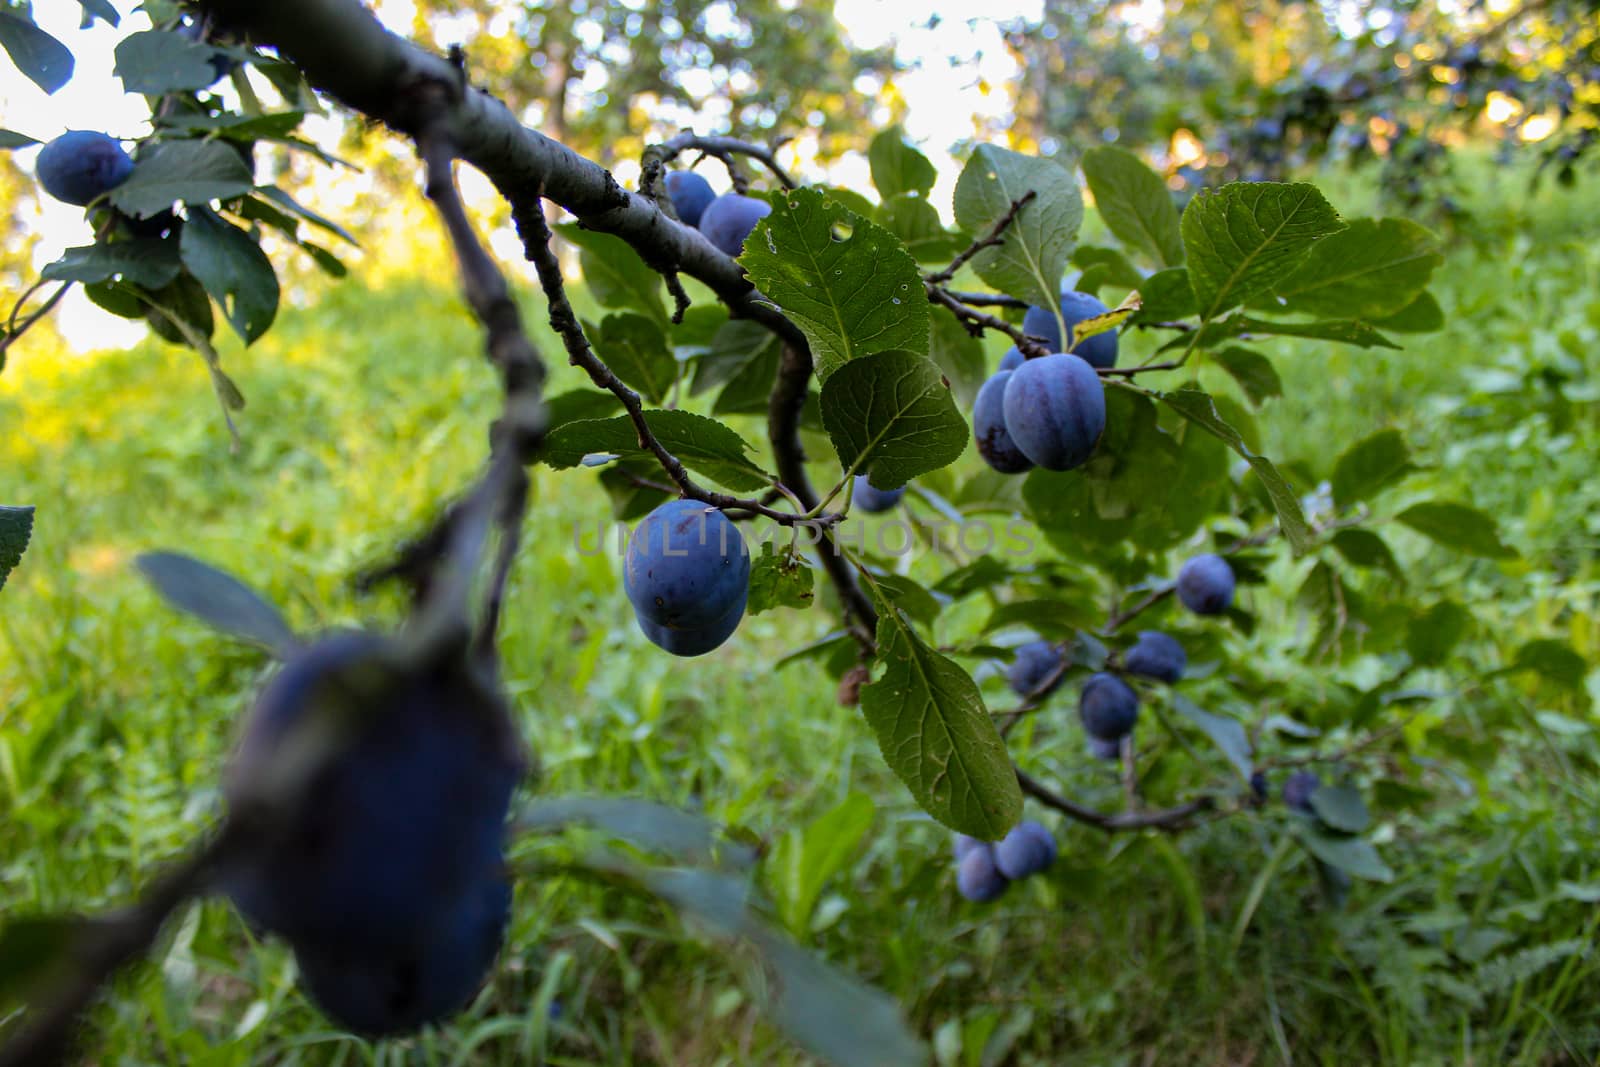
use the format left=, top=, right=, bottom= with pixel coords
left=953, top=819, right=1056, bottom=901
left=662, top=169, right=772, bottom=257
left=221, top=632, right=523, bottom=1036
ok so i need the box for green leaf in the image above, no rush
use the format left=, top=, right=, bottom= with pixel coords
left=1152, top=387, right=1313, bottom=555
left=114, top=29, right=222, bottom=93
left=748, top=543, right=816, bottom=616
left=931, top=555, right=1014, bottom=600
left=1169, top=693, right=1252, bottom=779
left=1371, top=291, right=1444, bottom=334
left=0, top=505, right=34, bottom=593
left=953, top=145, right=1082, bottom=316
left=740, top=187, right=929, bottom=381
left=1296, top=559, right=1349, bottom=657
left=982, top=598, right=1098, bottom=638
left=1131, top=267, right=1196, bottom=322
left=768, top=792, right=874, bottom=935
left=180, top=208, right=280, bottom=345
left=542, top=388, right=624, bottom=433
left=1510, top=639, right=1589, bottom=689
left=1072, top=244, right=1146, bottom=289
left=1081, top=145, right=1184, bottom=268
left=860, top=593, right=1022, bottom=839
left=868, top=126, right=937, bottom=200
left=1309, top=785, right=1371, bottom=833
left=156, top=111, right=306, bottom=142
left=74, top=0, right=120, bottom=26
left=0, top=12, right=74, bottom=94
left=820, top=350, right=969, bottom=490
left=1176, top=314, right=1400, bottom=351
left=598, top=461, right=672, bottom=521
left=872, top=574, right=943, bottom=626
left=557, top=225, right=666, bottom=326
left=1331, top=528, right=1401, bottom=577
left=1406, top=601, right=1469, bottom=667
left=142, top=271, right=215, bottom=347
left=877, top=194, right=965, bottom=263
left=588, top=313, right=676, bottom=405
left=1293, top=825, right=1393, bottom=882
left=0, top=128, right=38, bottom=149
left=517, top=795, right=743, bottom=866
left=84, top=278, right=145, bottom=319
left=541, top=410, right=772, bottom=492
left=1331, top=428, right=1413, bottom=509
left=257, top=186, right=358, bottom=246
left=1269, top=218, right=1442, bottom=320
left=1180, top=182, right=1344, bottom=321
left=927, top=311, right=987, bottom=408
left=1396, top=501, right=1516, bottom=559
left=1211, top=346, right=1282, bottom=406
left=40, top=238, right=182, bottom=289
left=691, top=319, right=777, bottom=397
left=0, top=914, right=83, bottom=1007
left=134, top=552, right=297, bottom=656
left=109, top=140, right=254, bottom=219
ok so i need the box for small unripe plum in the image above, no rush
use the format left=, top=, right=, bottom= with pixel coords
left=1177, top=553, right=1236, bottom=616
left=853, top=474, right=904, bottom=513
left=36, top=131, right=133, bottom=206
left=634, top=586, right=746, bottom=657
left=1079, top=672, right=1139, bottom=740
left=999, top=346, right=1024, bottom=372
left=1007, top=639, right=1064, bottom=697
left=1001, top=353, right=1106, bottom=472
left=956, top=844, right=1009, bottom=902
left=1022, top=291, right=1119, bottom=369
left=624, top=499, right=750, bottom=630
left=698, top=192, right=772, bottom=256
left=1282, top=770, right=1321, bottom=814
left=993, top=820, right=1056, bottom=880
left=663, top=170, right=716, bottom=228
left=1124, top=631, right=1186, bottom=684
left=1086, top=735, right=1123, bottom=761
left=973, top=370, right=1034, bottom=475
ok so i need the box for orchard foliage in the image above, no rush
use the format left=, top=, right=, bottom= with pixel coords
left=0, top=1, right=1587, bottom=1063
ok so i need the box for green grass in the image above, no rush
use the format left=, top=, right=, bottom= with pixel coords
left=3, top=155, right=1600, bottom=1066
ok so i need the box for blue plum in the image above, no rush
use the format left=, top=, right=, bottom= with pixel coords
left=36, top=131, right=133, bottom=207
left=294, top=873, right=511, bottom=1036
left=1078, top=672, right=1139, bottom=741
left=1007, top=639, right=1064, bottom=697
left=698, top=192, right=772, bottom=256
left=223, top=632, right=523, bottom=953
left=1177, top=553, right=1236, bottom=616
left=1282, top=770, right=1321, bottom=814
left=624, top=499, right=750, bottom=630
left=634, top=584, right=747, bottom=657
left=952, top=833, right=984, bottom=861
left=999, top=346, right=1025, bottom=372
left=1001, top=353, right=1106, bottom=471
left=974, top=370, right=1034, bottom=474
left=853, top=474, right=905, bottom=513
left=956, top=844, right=1009, bottom=902
left=1124, top=630, right=1186, bottom=683
left=1087, top=735, right=1124, bottom=761
left=1022, top=290, right=1119, bottom=369
left=993, top=820, right=1056, bottom=880
left=664, top=169, right=716, bottom=227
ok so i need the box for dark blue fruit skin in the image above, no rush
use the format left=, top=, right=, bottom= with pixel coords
left=956, top=845, right=1009, bottom=902
left=294, top=874, right=511, bottom=1037
left=973, top=370, right=1034, bottom=474
left=36, top=131, right=134, bottom=207
left=698, top=192, right=773, bottom=256
left=1001, top=353, right=1106, bottom=471
left=1087, top=735, right=1123, bottom=761
left=624, top=500, right=750, bottom=630
left=1079, top=672, right=1139, bottom=740
left=993, top=820, right=1057, bottom=880
left=999, top=346, right=1024, bottom=372
left=1007, top=639, right=1063, bottom=696
left=634, top=584, right=746, bottom=657
left=1283, top=770, right=1322, bottom=814
left=664, top=170, right=716, bottom=228
left=952, top=833, right=984, bottom=861
left=1177, top=553, right=1236, bottom=615
left=223, top=632, right=522, bottom=953
left=853, top=474, right=905, bottom=513
left=1124, top=630, right=1186, bottom=683
left=1022, top=291, right=1119, bottom=369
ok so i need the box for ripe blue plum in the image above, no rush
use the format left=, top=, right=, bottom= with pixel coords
left=1283, top=770, right=1321, bottom=814
left=624, top=499, right=750, bottom=630
left=853, top=474, right=904, bottom=513
left=1001, top=353, right=1106, bottom=471
left=1007, top=639, right=1064, bottom=696
left=1079, top=672, right=1139, bottom=740
left=698, top=192, right=772, bottom=256
left=952, top=833, right=984, bottom=861
left=1177, top=553, right=1236, bottom=615
left=1087, top=735, right=1123, bottom=761
left=634, top=584, right=747, bottom=657
left=1124, top=631, right=1186, bottom=683
left=993, top=820, right=1056, bottom=880
left=1022, top=290, right=1119, bottom=369
left=999, top=346, right=1024, bottom=372
left=663, top=170, right=716, bottom=227
left=973, top=370, right=1034, bottom=474
left=956, top=844, right=1009, bottom=902
left=36, top=131, right=133, bottom=206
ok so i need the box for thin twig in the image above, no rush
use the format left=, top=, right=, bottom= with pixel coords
left=925, top=284, right=1054, bottom=357
left=945, top=290, right=1030, bottom=310
left=925, top=191, right=1035, bottom=285
left=651, top=131, right=797, bottom=190
left=0, top=281, right=71, bottom=360
left=1015, top=767, right=1216, bottom=833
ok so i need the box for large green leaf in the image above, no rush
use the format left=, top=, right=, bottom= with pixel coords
left=40, top=238, right=182, bottom=289
left=180, top=208, right=280, bottom=345
left=927, top=311, right=987, bottom=408
left=877, top=194, right=965, bottom=263
left=1169, top=694, right=1252, bottom=779
left=0, top=129, right=38, bottom=149
left=1510, top=638, right=1589, bottom=689
left=114, top=29, right=221, bottom=93
left=587, top=313, right=676, bottom=405
left=1406, top=601, right=1469, bottom=667
left=868, top=126, right=937, bottom=200
left=768, top=792, right=875, bottom=935
left=1081, top=145, right=1184, bottom=268
left=540, top=410, right=772, bottom=492
left=1294, top=825, right=1393, bottom=883
left=952, top=145, right=1082, bottom=317
left=1211, top=346, right=1282, bottom=406
left=860, top=594, right=1022, bottom=839
left=109, top=140, right=254, bottom=219
left=690, top=319, right=777, bottom=398
left=558, top=225, right=666, bottom=326
left=820, top=350, right=969, bottom=490
left=134, top=552, right=297, bottom=656
left=0, top=505, right=33, bottom=593
left=0, top=12, right=74, bottom=94
left=1396, top=501, right=1516, bottom=559
left=1331, top=428, right=1413, bottom=509
left=1131, top=267, right=1196, bottom=322
left=1332, top=528, right=1401, bottom=577
left=1372, top=291, right=1445, bottom=334
left=1180, top=182, right=1343, bottom=321
left=1269, top=218, right=1442, bottom=320
left=740, top=187, right=928, bottom=381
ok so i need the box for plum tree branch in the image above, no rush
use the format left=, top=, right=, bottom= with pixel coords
left=925, top=285, right=1054, bottom=357
left=647, top=131, right=798, bottom=192
left=1014, top=767, right=1216, bottom=833
left=925, top=190, right=1035, bottom=286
